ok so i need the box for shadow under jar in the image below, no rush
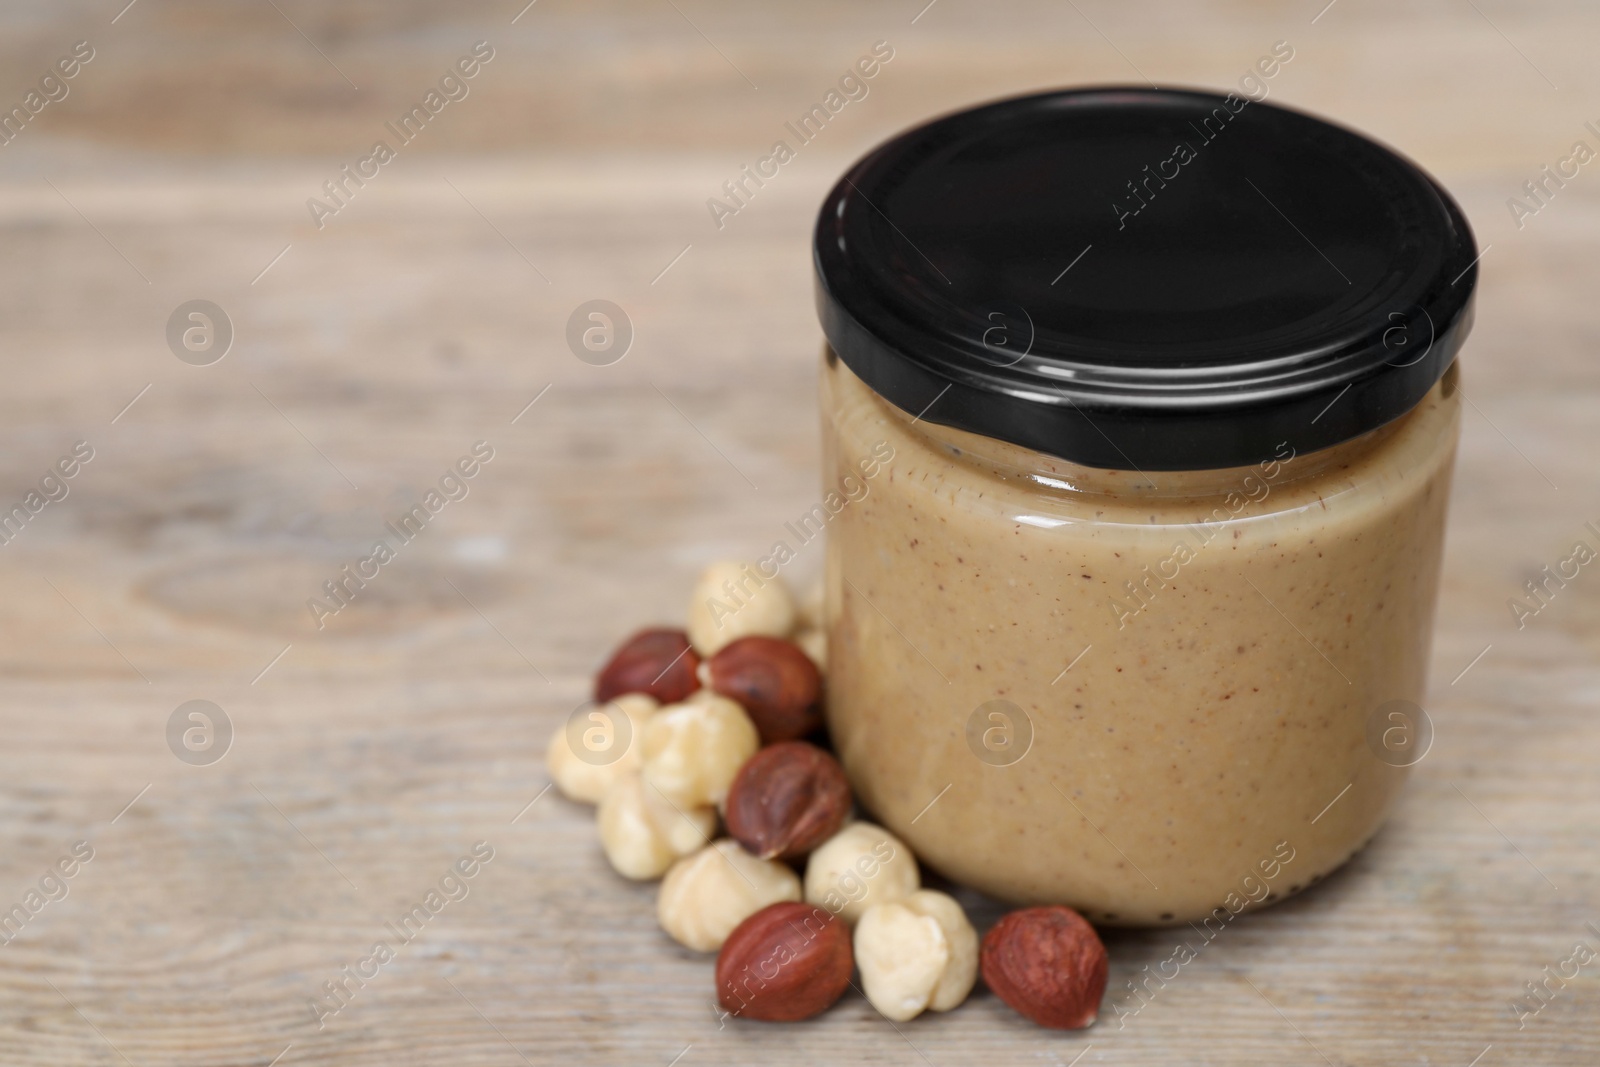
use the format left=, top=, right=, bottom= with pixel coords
left=812, top=87, right=1477, bottom=926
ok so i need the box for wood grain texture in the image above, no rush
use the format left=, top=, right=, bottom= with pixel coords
left=0, top=1, right=1597, bottom=1064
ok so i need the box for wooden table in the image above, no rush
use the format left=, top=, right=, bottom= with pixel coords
left=1, top=1, right=1597, bottom=1063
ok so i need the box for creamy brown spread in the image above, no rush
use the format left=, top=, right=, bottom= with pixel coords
left=822, top=356, right=1460, bottom=925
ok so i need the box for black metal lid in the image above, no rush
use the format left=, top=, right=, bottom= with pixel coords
left=814, top=87, right=1478, bottom=471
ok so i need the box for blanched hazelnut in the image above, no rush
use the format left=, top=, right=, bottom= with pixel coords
left=855, top=890, right=979, bottom=1020
left=803, top=822, right=919, bottom=925
left=912, top=892, right=979, bottom=1012
left=794, top=627, right=826, bottom=672
left=597, top=772, right=716, bottom=881
left=687, top=561, right=797, bottom=656
left=641, top=695, right=759, bottom=808
left=657, top=840, right=802, bottom=952
left=546, top=694, right=657, bottom=804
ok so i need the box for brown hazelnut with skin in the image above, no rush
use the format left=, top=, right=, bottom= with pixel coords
left=700, top=636, right=821, bottom=744
left=715, top=901, right=853, bottom=1022
left=980, top=905, right=1108, bottom=1030
left=723, top=742, right=851, bottom=861
left=595, top=628, right=701, bottom=705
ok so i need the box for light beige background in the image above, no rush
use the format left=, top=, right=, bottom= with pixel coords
left=0, top=1, right=1595, bottom=1064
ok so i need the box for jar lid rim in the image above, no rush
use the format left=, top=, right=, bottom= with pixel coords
left=813, top=86, right=1478, bottom=471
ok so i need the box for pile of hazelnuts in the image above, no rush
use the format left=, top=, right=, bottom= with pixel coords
left=546, top=561, right=1108, bottom=1029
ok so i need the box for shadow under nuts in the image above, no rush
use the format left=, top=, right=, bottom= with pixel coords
left=716, top=901, right=854, bottom=1022
left=724, top=741, right=851, bottom=861
left=702, top=635, right=822, bottom=743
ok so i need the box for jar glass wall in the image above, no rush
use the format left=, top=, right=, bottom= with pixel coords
left=820, top=353, right=1461, bottom=925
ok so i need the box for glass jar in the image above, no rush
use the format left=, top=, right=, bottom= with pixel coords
left=812, top=88, right=1477, bottom=925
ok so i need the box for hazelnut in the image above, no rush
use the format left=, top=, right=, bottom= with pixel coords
left=597, top=773, right=716, bottom=881
left=657, top=840, right=802, bottom=952
left=793, top=627, right=826, bottom=672
left=724, top=742, right=850, bottom=861
left=854, top=890, right=978, bottom=1021
left=594, top=628, right=701, bottom=705
left=545, top=694, right=657, bottom=804
left=716, top=901, right=853, bottom=1022
left=642, top=695, right=760, bottom=808
left=700, top=636, right=822, bottom=743
left=802, top=822, right=919, bottom=926
left=687, top=561, right=797, bottom=656
left=980, top=906, right=1108, bottom=1030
